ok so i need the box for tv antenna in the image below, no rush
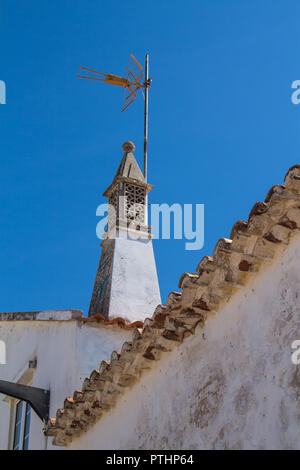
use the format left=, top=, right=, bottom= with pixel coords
left=78, top=54, right=151, bottom=182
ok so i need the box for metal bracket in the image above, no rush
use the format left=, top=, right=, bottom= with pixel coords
left=0, top=380, right=50, bottom=422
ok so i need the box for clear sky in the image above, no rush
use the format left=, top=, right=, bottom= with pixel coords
left=1, top=0, right=300, bottom=314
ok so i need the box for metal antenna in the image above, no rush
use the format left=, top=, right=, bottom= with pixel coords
left=78, top=54, right=151, bottom=181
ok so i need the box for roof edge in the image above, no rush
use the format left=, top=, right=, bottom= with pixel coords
left=0, top=310, right=83, bottom=322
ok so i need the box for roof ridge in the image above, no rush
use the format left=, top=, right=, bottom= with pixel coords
left=44, top=165, right=300, bottom=446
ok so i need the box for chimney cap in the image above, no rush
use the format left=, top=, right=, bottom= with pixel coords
left=122, top=141, right=135, bottom=153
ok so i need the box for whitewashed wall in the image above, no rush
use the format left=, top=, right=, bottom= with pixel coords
left=0, top=314, right=131, bottom=450
left=69, top=236, right=300, bottom=450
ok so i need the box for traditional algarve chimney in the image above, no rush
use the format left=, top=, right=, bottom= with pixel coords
left=88, top=141, right=161, bottom=322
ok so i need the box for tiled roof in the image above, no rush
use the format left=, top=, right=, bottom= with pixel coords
left=44, top=165, right=300, bottom=446
left=81, top=314, right=143, bottom=329
left=0, top=310, right=83, bottom=322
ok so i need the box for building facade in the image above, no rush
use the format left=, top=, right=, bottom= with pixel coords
left=0, top=310, right=133, bottom=450
left=0, top=142, right=160, bottom=450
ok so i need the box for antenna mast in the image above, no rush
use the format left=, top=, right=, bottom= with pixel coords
left=143, top=54, right=149, bottom=183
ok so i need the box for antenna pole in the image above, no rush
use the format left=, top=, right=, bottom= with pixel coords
left=143, top=54, right=149, bottom=182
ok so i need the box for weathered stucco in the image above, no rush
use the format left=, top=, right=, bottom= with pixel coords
left=109, top=232, right=161, bottom=323
left=69, top=234, right=300, bottom=450
left=0, top=314, right=131, bottom=450
left=89, top=141, right=161, bottom=323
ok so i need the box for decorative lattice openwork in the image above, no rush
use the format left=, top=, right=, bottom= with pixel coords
left=108, top=190, right=118, bottom=228
left=124, top=183, right=146, bottom=224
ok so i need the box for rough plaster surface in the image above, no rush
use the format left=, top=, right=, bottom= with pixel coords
left=89, top=232, right=161, bottom=323
left=0, top=317, right=131, bottom=450
left=89, top=238, right=115, bottom=318
left=69, top=236, right=300, bottom=450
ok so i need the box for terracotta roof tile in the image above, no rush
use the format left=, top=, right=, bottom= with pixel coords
left=44, top=165, right=300, bottom=446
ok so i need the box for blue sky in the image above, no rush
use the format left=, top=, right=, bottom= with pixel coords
left=1, top=0, right=300, bottom=314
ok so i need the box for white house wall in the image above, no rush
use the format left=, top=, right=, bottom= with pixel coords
left=109, top=234, right=161, bottom=323
left=0, top=317, right=131, bottom=450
